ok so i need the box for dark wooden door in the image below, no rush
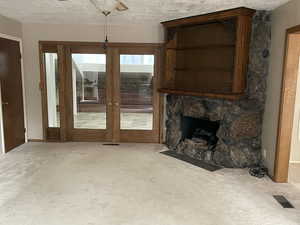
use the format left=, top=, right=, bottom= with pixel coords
left=0, top=38, right=25, bottom=152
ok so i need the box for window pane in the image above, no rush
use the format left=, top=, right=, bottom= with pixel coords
left=72, top=54, right=106, bottom=129
left=120, top=54, right=154, bottom=130
left=45, top=53, right=60, bottom=128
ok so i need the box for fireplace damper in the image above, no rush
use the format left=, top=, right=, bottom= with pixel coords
left=181, top=116, right=220, bottom=151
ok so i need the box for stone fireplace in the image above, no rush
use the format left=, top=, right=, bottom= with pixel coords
left=165, top=11, right=271, bottom=168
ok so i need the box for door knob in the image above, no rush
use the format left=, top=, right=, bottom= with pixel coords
left=114, top=102, right=119, bottom=106
left=108, top=102, right=112, bottom=106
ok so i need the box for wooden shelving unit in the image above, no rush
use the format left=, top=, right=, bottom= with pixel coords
left=159, top=7, right=255, bottom=100
left=158, top=88, right=243, bottom=100
left=167, top=44, right=236, bottom=51
left=174, top=68, right=233, bottom=72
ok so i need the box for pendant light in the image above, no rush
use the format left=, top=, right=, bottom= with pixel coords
left=89, top=0, right=129, bottom=49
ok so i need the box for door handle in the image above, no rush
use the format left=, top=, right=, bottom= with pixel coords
left=2, top=102, right=8, bottom=105
left=108, top=102, right=112, bottom=106
left=114, top=102, right=119, bottom=106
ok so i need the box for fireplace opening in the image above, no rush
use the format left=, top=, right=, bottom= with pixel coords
left=181, top=116, right=220, bottom=150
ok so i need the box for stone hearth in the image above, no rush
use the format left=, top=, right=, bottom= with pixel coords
left=165, top=11, right=271, bottom=168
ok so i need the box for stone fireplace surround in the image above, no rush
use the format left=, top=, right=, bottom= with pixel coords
left=165, top=11, right=271, bottom=168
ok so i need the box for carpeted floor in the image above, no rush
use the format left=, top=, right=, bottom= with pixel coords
left=0, top=142, right=299, bottom=225
left=289, top=163, right=300, bottom=189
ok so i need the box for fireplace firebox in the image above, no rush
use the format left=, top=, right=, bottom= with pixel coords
left=181, top=116, right=220, bottom=150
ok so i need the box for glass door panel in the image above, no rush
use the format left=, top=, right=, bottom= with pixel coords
left=44, top=53, right=60, bottom=128
left=120, top=54, right=154, bottom=130
left=71, top=53, right=107, bottom=130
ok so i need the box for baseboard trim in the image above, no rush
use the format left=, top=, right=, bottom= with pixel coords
left=28, top=139, right=44, bottom=142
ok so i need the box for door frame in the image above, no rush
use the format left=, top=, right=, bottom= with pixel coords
left=0, top=33, right=28, bottom=153
left=117, top=46, right=163, bottom=143
left=274, top=25, right=300, bottom=182
left=65, top=44, right=113, bottom=142
left=39, top=44, right=64, bottom=141
left=39, top=41, right=164, bottom=143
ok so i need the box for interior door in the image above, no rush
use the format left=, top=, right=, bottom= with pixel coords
left=0, top=37, right=25, bottom=152
left=116, top=47, right=161, bottom=142
left=66, top=45, right=113, bottom=141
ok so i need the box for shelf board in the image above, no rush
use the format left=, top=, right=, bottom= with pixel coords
left=174, top=68, right=233, bottom=72
left=158, top=88, right=244, bottom=100
left=166, top=44, right=235, bottom=51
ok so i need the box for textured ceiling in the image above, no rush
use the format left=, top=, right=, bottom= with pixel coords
left=0, top=0, right=291, bottom=25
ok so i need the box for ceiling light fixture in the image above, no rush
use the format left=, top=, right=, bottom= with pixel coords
left=89, top=0, right=129, bottom=49
left=58, top=0, right=128, bottom=49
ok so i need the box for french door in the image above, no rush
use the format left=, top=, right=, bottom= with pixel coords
left=114, top=47, right=161, bottom=142
left=65, top=45, right=113, bottom=141
left=40, top=42, right=162, bottom=143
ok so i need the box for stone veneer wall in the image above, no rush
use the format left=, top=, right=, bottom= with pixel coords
left=165, top=11, right=271, bottom=168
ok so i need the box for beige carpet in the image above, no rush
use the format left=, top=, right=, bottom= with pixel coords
left=289, top=163, right=300, bottom=189
left=0, top=143, right=299, bottom=225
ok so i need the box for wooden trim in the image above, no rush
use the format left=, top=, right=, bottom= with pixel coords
left=28, top=139, right=44, bottom=142
left=120, top=130, right=159, bottom=143
left=273, top=25, right=300, bottom=183
left=69, top=45, right=107, bottom=54
left=159, top=94, right=165, bottom=144
left=39, top=43, right=50, bottom=140
left=118, top=47, right=158, bottom=54
left=158, top=47, right=165, bottom=144
left=112, top=48, right=120, bottom=142
left=106, top=48, right=114, bottom=141
left=47, top=127, right=60, bottom=140
left=232, top=15, right=252, bottom=93
left=158, top=88, right=243, bottom=100
left=64, top=46, right=73, bottom=140
left=40, top=45, right=57, bottom=53
left=153, top=48, right=162, bottom=138
left=58, top=45, right=67, bottom=141
left=161, top=7, right=255, bottom=28
left=71, top=129, right=109, bottom=142
left=39, top=41, right=163, bottom=48
left=287, top=25, right=300, bottom=34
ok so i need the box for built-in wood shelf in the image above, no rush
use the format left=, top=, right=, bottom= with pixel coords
left=166, top=44, right=236, bottom=51
left=160, top=7, right=255, bottom=99
left=174, top=68, right=233, bottom=72
left=158, top=88, right=244, bottom=100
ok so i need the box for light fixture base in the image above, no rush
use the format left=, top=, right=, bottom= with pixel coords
left=102, top=11, right=111, bottom=16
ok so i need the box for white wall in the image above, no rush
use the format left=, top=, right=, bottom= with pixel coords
left=290, top=57, right=300, bottom=162
left=22, top=23, right=164, bottom=139
left=0, top=14, right=22, bottom=38
left=262, top=0, right=300, bottom=176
